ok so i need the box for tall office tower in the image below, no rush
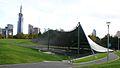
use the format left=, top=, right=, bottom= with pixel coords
left=28, top=24, right=34, bottom=34
left=17, top=5, right=23, bottom=34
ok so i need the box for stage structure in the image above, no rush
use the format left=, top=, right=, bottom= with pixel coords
left=33, top=22, right=113, bottom=53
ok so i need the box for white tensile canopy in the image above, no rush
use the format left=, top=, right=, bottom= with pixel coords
left=87, top=36, right=113, bottom=52
left=82, top=24, right=113, bottom=52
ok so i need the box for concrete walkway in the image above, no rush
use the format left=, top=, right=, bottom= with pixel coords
left=0, top=52, right=119, bottom=68
left=74, top=52, right=119, bottom=67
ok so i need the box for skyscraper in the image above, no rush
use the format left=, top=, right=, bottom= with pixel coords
left=17, top=5, right=23, bottom=34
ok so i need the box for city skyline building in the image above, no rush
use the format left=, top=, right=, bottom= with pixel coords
left=1, top=24, right=13, bottom=38
left=115, top=31, right=120, bottom=38
left=33, top=27, right=40, bottom=34
left=17, top=5, right=23, bottom=34
left=28, top=24, right=34, bottom=34
left=7, top=24, right=13, bottom=36
left=2, top=29, right=6, bottom=36
left=92, top=29, right=96, bottom=36
left=5, top=27, right=8, bottom=38
left=28, top=24, right=40, bottom=35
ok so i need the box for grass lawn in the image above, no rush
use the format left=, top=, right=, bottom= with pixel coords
left=11, top=39, right=43, bottom=46
left=0, top=39, right=67, bottom=65
left=73, top=53, right=107, bottom=63
left=76, top=51, right=120, bottom=68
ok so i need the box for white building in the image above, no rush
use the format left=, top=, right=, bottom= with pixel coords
left=28, top=24, right=40, bottom=35
left=33, top=27, right=40, bottom=34
left=28, top=24, right=34, bottom=34
left=7, top=24, right=13, bottom=35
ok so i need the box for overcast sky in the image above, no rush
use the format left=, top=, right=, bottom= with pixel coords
left=0, top=0, right=120, bottom=38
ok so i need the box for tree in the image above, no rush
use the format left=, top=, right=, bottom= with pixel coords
left=89, top=35, right=101, bottom=43
left=14, top=33, right=25, bottom=39
left=28, top=34, right=33, bottom=39
left=0, top=34, right=2, bottom=39
left=0, top=34, right=5, bottom=39
left=89, top=35, right=97, bottom=42
left=38, top=32, right=41, bottom=36
left=24, top=34, right=29, bottom=39
left=100, top=35, right=119, bottom=50
left=8, top=35, right=13, bottom=39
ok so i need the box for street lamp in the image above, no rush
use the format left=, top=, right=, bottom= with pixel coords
left=48, top=28, right=50, bottom=50
left=106, top=22, right=110, bottom=62
left=78, top=22, right=80, bottom=55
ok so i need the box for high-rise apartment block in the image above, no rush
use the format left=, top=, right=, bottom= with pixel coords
left=1, top=24, right=13, bottom=38
left=28, top=24, right=40, bottom=35
left=28, top=24, right=34, bottom=34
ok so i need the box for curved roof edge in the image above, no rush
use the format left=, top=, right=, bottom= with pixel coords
left=86, top=34, right=113, bottom=52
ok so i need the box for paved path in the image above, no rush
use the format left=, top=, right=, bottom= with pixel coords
left=74, top=52, right=119, bottom=67
left=0, top=62, right=73, bottom=68
left=0, top=52, right=119, bottom=68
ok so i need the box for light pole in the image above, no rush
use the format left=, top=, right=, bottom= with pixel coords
left=48, top=28, right=50, bottom=50
left=78, top=22, right=80, bottom=55
left=106, top=22, right=110, bottom=62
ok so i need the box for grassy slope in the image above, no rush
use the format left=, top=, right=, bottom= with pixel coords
left=77, top=51, right=120, bottom=68
left=73, top=53, right=107, bottom=63
left=0, top=39, right=67, bottom=65
left=10, top=39, right=42, bottom=46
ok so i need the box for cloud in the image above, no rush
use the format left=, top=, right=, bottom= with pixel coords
left=0, top=0, right=120, bottom=38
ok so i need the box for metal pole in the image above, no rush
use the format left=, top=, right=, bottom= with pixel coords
left=106, top=22, right=110, bottom=62
left=78, top=22, right=80, bottom=55
left=48, top=28, right=50, bottom=50
left=107, top=24, right=110, bottom=62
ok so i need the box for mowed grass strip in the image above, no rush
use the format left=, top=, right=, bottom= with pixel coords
left=76, top=51, right=120, bottom=68
left=0, top=39, right=67, bottom=65
left=73, top=53, right=107, bottom=63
